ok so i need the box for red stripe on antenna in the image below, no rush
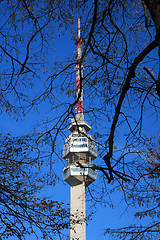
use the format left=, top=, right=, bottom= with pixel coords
left=76, top=18, right=84, bottom=113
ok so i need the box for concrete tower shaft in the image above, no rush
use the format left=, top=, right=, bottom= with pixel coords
left=70, top=182, right=86, bottom=240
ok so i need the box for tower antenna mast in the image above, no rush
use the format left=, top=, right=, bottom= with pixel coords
left=76, top=18, right=84, bottom=114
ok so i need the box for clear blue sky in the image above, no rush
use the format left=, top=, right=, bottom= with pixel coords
left=0, top=25, right=136, bottom=240
left=3, top=35, right=157, bottom=240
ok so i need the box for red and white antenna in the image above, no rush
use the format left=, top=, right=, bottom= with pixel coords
left=76, top=18, right=84, bottom=114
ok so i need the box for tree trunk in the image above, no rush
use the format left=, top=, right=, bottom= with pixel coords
left=144, top=0, right=160, bottom=97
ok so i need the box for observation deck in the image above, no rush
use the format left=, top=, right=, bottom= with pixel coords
left=62, top=113, right=97, bottom=186
left=62, top=135, right=97, bottom=160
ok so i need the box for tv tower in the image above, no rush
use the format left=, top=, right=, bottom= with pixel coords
left=62, top=19, right=97, bottom=240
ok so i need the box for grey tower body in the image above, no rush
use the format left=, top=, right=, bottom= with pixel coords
left=62, top=113, right=97, bottom=240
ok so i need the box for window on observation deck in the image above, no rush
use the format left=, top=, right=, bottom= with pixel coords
left=71, top=143, right=88, bottom=148
left=70, top=137, right=88, bottom=148
left=71, top=137, right=87, bottom=142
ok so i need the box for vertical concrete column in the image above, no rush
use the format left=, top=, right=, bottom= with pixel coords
left=70, top=181, right=86, bottom=240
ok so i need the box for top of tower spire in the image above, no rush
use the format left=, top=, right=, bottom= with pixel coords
left=78, top=18, right=81, bottom=39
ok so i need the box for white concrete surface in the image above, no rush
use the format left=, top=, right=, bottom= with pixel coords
left=70, top=182, right=86, bottom=240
